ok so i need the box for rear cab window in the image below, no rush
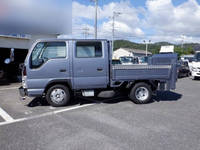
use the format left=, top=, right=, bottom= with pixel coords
left=76, top=42, right=102, bottom=58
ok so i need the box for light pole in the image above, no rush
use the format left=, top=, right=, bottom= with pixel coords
left=112, top=11, right=121, bottom=53
left=143, top=40, right=151, bottom=56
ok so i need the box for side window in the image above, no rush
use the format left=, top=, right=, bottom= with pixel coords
left=76, top=42, right=102, bottom=58
left=30, top=42, right=66, bottom=69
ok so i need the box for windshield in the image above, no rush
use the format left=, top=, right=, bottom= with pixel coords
left=195, top=53, right=200, bottom=62
left=120, top=57, right=133, bottom=63
left=184, top=57, right=194, bottom=62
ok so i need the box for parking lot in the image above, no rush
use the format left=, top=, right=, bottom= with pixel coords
left=0, top=77, right=200, bottom=150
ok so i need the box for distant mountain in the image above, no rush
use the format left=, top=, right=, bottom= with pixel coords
left=114, top=40, right=161, bottom=54
left=154, top=42, right=172, bottom=46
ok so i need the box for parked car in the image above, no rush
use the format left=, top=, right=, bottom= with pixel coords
left=191, top=51, right=200, bottom=80
left=138, top=56, right=149, bottom=65
left=119, top=57, right=134, bottom=65
left=181, top=55, right=194, bottom=72
left=112, top=59, right=121, bottom=65
left=177, top=60, right=190, bottom=78
left=19, top=39, right=177, bottom=107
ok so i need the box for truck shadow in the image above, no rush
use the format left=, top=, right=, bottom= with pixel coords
left=27, top=91, right=182, bottom=107
left=27, top=96, right=93, bottom=107
left=100, top=91, right=182, bottom=104
left=152, top=91, right=182, bottom=102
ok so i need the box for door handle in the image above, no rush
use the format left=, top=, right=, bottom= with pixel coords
left=97, top=68, right=103, bottom=71
left=60, top=69, right=66, bottom=72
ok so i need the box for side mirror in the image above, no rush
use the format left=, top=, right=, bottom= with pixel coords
left=38, top=58, right=44, bottom=65
left=4, top=58, right=11, bottom=64
left=19, top=63, right=24, bottom=70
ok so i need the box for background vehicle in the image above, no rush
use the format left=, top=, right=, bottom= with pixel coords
left=138, top=56, right=149, bottom=64
left=177, top=60, right=190, bottom=78
left=191, top=51, right=200, bottom=80
left=112, top=59, right=121, bottom=65
left=181, top=55, right=194, bottom=72
left=19, top=39, right=178, bottom=107
left=119, top=56, right=139, bottom=65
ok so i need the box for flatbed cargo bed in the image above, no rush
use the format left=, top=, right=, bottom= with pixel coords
left=112, top=64, right=177, bottom=90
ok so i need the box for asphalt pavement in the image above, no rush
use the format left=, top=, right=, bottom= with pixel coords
left=0, top=77, right=200, bottom=150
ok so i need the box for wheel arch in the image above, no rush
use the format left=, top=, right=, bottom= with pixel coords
left=44, top=79, right=72, bottom=95
left=129, top=80, right=158, bottom=91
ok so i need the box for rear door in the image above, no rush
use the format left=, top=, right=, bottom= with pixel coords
left=72, top=41, right=109, bottom=89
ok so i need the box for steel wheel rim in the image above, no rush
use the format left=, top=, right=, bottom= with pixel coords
left=135, top=87, right=149, bottom=101
left=50, top=88, right=66, bottom=104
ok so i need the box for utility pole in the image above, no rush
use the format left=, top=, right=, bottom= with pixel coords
left=143, top=40, right=151, bottom=56
left=181, top=35, right=185, bottom=54
left=112, top=11, right=121, bottom=53
left=82, top=26, right=90, bottom=39
left=94, top=0, right=98, bottom=39
left=90, top=0, right=98, bottom=39
left=181, top=35, right=185, bottom=48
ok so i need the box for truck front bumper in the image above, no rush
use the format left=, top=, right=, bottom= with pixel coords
left=19, top=86, right=27, bottom=97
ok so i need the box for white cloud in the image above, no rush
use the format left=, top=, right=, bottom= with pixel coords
left=72, top=1, right=143, bottom=40
left=71, top=0, right=200, bottom=43
left=145, top=0, right=200, bottom=42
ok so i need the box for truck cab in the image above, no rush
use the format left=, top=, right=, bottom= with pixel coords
left=19, top=39, right=177, bottom=107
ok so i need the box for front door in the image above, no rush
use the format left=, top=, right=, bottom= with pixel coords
left=73, top=41, right=108, bottom=89
left=27, top=41, right=70, bottom=90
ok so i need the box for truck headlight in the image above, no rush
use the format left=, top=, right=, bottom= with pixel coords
left=22, top=76, right=27, bottom=88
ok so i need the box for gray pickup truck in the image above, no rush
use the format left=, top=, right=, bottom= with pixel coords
left=19, top=39, right=177, bottom=107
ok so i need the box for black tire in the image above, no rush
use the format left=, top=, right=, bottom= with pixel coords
left=46, top=84, right=70, bottom=107
left=129, top=82, right=152, bottom=104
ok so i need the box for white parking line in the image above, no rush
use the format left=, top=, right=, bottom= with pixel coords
left=0, top=87, right=19, bottom=91
left=0, top=103, right=95, bottom=126
left=0, top=107, right=14, bottom=122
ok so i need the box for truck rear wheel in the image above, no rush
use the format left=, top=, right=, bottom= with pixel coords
left=46, top=84, right=70, bottom=107
left=129, top=82, right=152, bottom=104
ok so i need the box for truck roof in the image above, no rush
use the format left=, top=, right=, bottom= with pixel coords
left=35, top=39, right=109, bottom=42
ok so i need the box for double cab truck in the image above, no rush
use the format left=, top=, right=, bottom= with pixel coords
left=19, top=39, right=177, bottom=107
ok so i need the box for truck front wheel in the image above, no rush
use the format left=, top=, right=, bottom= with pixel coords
left=129, top=82, right=152, bottom=104
left=46, top=84, right=70, bottom=107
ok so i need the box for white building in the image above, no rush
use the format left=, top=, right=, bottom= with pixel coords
left=113, top=48, right=152, bottom=59
left=0, top=34, right=58, bottom=79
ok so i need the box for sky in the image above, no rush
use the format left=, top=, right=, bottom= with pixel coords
left=63, top=0, right=200, bottom=43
